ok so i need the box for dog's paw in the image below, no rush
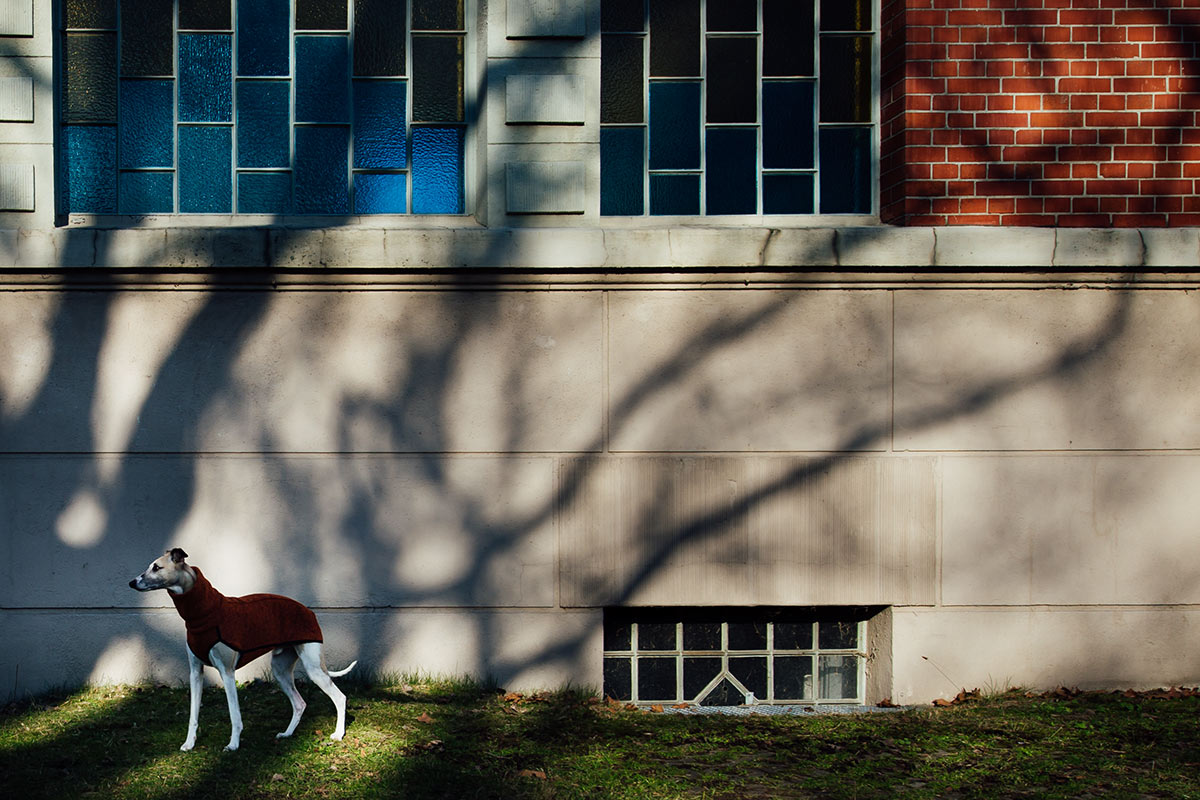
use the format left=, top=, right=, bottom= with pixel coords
left=275, top=731, right=292, bottom=739
left=224, top=742, right=240, bottom=752
left=180, top=742, right=195, bottom=752
left=330, top=731, right=344, bottom=742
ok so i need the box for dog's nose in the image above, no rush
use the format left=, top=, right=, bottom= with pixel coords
left=128, top=579, right=138, bottom=589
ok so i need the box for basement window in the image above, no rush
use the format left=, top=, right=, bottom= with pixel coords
left=602, top=607, right=869, bottom=706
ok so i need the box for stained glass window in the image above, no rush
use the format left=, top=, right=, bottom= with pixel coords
left=600, top=0, right=875, bottom=216
left=59, top=0, right=466, bottom=215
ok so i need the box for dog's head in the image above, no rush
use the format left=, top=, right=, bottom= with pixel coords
left=129, top=548, right=192, bottom=593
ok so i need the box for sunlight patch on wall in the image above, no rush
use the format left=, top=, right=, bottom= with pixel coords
left=56, top=486, right=108, bottom=548
left=88, top=635, right=150, bottom=686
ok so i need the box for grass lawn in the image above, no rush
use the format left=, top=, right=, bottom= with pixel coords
left=2, top=678, right=1199, bottom=799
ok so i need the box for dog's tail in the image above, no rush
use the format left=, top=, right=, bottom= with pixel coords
left=329, top=660, right=358, bottom=678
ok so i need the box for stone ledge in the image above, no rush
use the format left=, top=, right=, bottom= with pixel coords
left=0, top=226, right=1197, bottom=270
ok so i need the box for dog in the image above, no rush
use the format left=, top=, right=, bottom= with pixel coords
left=129, top=548, right=357, bottom=751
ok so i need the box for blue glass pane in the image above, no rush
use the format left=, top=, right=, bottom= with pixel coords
left=819, top=127, right=871, bottom=213
left=119, top=171, right=173, bottom=213
left=763, top=81, right=814, bottom=169
left=295, top=126, right=350, bottom=213
left=237, top=0, right=289, bottom=76
left=354, top=173, right=406, bottom=213
left=601, top=127, right=643, bottom=215
left=179, top=126, right=232, bottom=212
left=705, top=127, right=757, bottom=214
left=649, top=82, right=699, bottom=170
left=296, top=36, right=350, bottom=122
left=120, top=79, right=173, bottom=168
left=353, top=80, right=406, bottom=169
left=238, top=172, right=292, bottom=214
left=179, top=34, right=233, bottom=122
left=763, top=173, right=814, bottom=213
left=61, top=125, right=117, bottom=213
left=237, top=81, right=290, bottom=168
left=411, top=126, right=463, bottom=214
left=650, top=174, right=698, bottom=215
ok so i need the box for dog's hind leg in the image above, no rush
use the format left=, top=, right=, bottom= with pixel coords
left=271, top=646, right=307, bottom=739
left=297, top=642, right=349, bottom=741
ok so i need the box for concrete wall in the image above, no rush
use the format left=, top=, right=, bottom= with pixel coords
left=4, top=269, right=1200, bottom=703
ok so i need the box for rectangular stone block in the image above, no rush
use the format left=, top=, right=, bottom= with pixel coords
left=506, top=74, right=586, bottom=124
left=507, top=0, right=586, bottom=38
left=506, top=160, right=585, bottom=213
left=0, top=161, right=32, bottom=209
left=0, top=75, right=32, bottom=120
left=0, top=0, right=32, bottom=36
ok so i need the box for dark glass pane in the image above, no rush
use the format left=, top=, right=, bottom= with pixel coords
left=66, top=0, right=116, bottom=29
left=601, top=128, right=644, bottom=215
left=604, top=613, right=633, bottom=651
left=706, top=37, right=757, bottom=123
left=61, top=125, right=117, bottom=213
left=708, top=1, right=756, bottom=32
left=603, top=657, right=632, bottom=701
left=763, top=173, right=814, bottom=213
left=64, top=32, right=117, bottom=122
left=238, top=171, right=292, bottom=214
left=730, top=657, right=767, bottom=699
left=819, top=127, right=871, bottom=213
left=355, top=81, right=407, bottom=169
left=818, top=621, right=860, bottom=650
left=649, top=174, right=698, bottom=215
left=238, top=0, right=290, bottom=76
left=178, top=34, right=233, bottom=122
left=413, top=0, right=463, bottom=30
left=179, top=126, right=232, bottom=212
left=120, top=0, right=172, bottom=76
left=602, top=0, right=643, bottom=32
left=411, top=126, right=464, bottom=213
left=818, top=655, right=859, bottom=700
left=237, top=81, right=290, bottom=168
left=727, top=620, right=767, bottom=650
left=355, top=0, right=407, bottom=76
left=705, top=127, right=756, bottom=214
left=682, top=622, right=721, bottom=651
left=648, top=81, right=699, bottom=169
left=180, top=0, right=231, bottom=30
left=295, top=125, right=351, bottom=213
left=119, top=170, right=172, bottom=213
left=296, top=36, right=350, bottom=122
left=821, top=0, right=870, bottom=31
left=297, top=0, right=347, bottom=30
left=763, top=81, right=814, bottom=168
left=683, top=657, right=721, bottom=701
left=700, top=678, right=743, bottom=706
left=636, top=657, right=677, bottom=701
left=820, top=36, right=871, bottom=122
left=601, top=35, right=644, bottom=124
left=638, top=622, right=676, bottom=651
left=774, top=656, right=814, bottom=700
left=355, top=173, right=407, bottom=213
left=774, top=621, right=814, bottom=650
left=119, top=79, right=173, bottom=167
left=412, top=35, right=464, bottom=122
left=649, top=0, right=699, bottom=77
left=764, top=0, right=814, bottom=76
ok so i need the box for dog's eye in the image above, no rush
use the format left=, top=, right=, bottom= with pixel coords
left=152, top=564, right=160, bottom=572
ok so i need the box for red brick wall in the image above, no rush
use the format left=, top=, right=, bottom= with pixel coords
left=880, top=0, right=1200, bottom=226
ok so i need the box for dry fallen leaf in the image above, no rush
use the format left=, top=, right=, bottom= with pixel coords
left=416, top=712, right=435, bottom=724
left=649, top=704, right=664, bottom=713
left=517, top=769, right=547, bottom=780
left=271, top=774, right=285, bottom=782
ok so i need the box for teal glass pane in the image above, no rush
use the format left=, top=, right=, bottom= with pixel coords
left=412, top=35, right=464, bottom=122
left=66, top=0, right=116, bottom=29
left=706, top=37, right=757, bottom=124
left=180, top=0, right=231, bottom=30
left=821, top=0, right=870, bottom=31
left=295, top=126, right=351, bottom=213
left=354, top=0, right=407, bottom=76
left=119, top=171, right=173, bottom=213
left=297, top=36, right=350, bottom=122
left=601, top=127, right=644, bottom=216
left=650, top=173, right=698, bottom=215
left=119, top=79, right=173, bottom=167
left=297, top=0, right=347, bottom=30
left=820, top=36, right=871, bottom=122
left=355, top=173, right=406, bottom=213
left=649, top=81, right=699, bottom=170
left=708, top=1, right=756, bottom=32
left=237, top=81, right=290, bottom=167
left=238, top=0, right=289, bottom=76
left=764, top=0, right=813, bottom=76
left=763, top=81, right=813, bottom=168
left=411, top=126, right=463, bottom=214
left=179, top=34, right=233, bottom=122
left=601, top=35, right=643, bottom=124
left=238, top=172, right=292, bottom=214
left=649, top=0, right=699, bottom=76
left=179, top=126, right=232, bottom=212
left=61, top=125, right=117, bottom=213
left=64, top=32, right=117, bottom=122
left=602, top=0, right=643, bottom=31
left=120, top=0, right=172, bottom=76
left=819, top=127, right=871, bottom=213
left=763, top=173, right=814, bottom=213
left=413, top=0, right=463, bottom=30
left=354, top=80, right=406, bottom=168
left=706, top=127, right=757, bottom=214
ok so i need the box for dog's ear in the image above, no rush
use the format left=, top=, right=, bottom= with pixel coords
left=167, top=547, right=189, bottom=564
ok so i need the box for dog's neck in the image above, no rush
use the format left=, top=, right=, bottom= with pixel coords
left=169, top=564, right=198, bottom=595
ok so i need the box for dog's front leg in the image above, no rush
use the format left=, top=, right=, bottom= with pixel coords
left=209, top=643, right=242, bottom=752
left=181, top=649, right=204, bottom=751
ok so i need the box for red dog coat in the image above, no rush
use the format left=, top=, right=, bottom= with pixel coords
left=170, top=567, right=324, bottom=669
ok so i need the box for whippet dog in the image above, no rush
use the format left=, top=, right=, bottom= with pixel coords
left=129, top=548, right=357, bottom=751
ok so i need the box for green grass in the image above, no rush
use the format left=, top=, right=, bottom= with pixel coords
left=3, top=680, right=1200, bottom=799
